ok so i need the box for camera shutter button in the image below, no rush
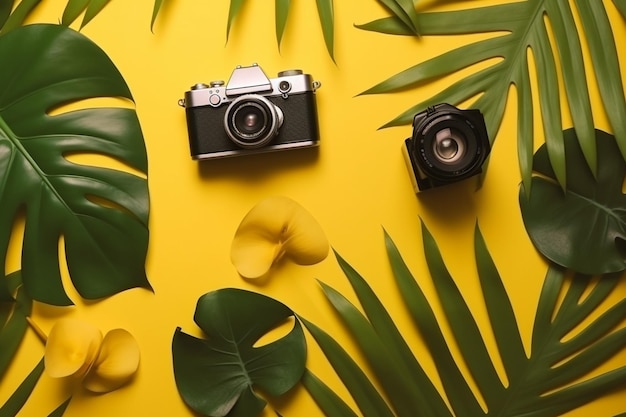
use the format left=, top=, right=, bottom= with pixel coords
left=210, top=80, right=225, bottom=87
left=209, top=94, right=221, bottom=106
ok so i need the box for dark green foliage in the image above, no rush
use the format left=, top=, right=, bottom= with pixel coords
left=357, top=0, right=626, bottom=193
left=0, top=24, right=151, bottom=305
left=172, top=288, right=307, bottom=417
left=303, top=224, right=626, bottom=416
left=520, top=129, right=626, bottom=274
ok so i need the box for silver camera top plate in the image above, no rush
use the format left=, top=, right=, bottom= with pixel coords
left=225, top=64, right=272, bottom=96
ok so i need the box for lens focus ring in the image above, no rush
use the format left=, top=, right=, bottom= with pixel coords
left=224, top=95, right=283, bottom=148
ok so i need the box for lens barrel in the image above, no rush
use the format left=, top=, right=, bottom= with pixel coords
left=224, top=95, right=283, bottom=148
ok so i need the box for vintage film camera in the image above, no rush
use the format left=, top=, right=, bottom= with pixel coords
left=179, top=63, right=321, bottom=160
left=403, top=103, right=491, bottom=192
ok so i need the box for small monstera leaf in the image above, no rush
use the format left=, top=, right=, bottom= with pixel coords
left=0, top=24, right=150, bottom=305
left=172, top=288, right=306, bottom=417
left=520, top=129, right=626, bottom=274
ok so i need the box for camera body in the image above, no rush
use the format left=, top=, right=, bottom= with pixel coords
left=180, top=64, right=321, bottom=160
left=403, top=103, right=491, bottom=192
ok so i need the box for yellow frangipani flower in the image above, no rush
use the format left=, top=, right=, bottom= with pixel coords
left=231, top=196, right=329, bottom=279
left=44, top=318, right=140, bottom=393
left=83, top=329, right=141, bottom=393
left=44, top=318, right=102, bottom=380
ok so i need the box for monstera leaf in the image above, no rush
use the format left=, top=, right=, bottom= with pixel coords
left=302, top=224, right=626, bottom=416
left=357, top=0, right=626, bottom=192
left=520, top=129, right=626, bottom=274
left=0, top=24, right=150, bottom=305
left=172, top=288, right=306, bottom=417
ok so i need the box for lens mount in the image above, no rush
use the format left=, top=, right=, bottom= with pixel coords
left=413, top=113, right=486, bottom=180
left=224, top=95, right=283, bottom=148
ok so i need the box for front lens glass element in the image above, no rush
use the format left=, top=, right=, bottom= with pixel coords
left=433, top=128, right=466, bottom=164
left=233, top=103, right=267, bottom=138
left=225, top=95, right=282, bottom=148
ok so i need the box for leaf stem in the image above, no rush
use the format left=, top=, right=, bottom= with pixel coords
left=26, top=316, right=48, bottom=343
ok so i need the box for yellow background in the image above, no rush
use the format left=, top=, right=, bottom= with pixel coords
left=2, top=0, right=626, bottom=416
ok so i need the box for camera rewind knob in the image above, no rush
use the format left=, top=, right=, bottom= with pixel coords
left=277, top=69, right=303, bottom=77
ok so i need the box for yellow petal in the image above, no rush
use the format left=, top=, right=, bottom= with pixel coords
left=44, top=318, right=102, bottom=379
left=282, top=207, right=330, bottom=265
left=231, top=196, right=329, bottom=278
left=83, top=328, right=140, bottom=393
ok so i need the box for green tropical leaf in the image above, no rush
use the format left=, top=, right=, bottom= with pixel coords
left=615, top=0, right=626, bottom=18
left=61, top=0, right=91, bottom=25
left=48, top=397, right=72, bottom=417
left=300, top=316, right=396, bottom=417
left=0, top=358, right=44, bottom=417
left=0, top=0, right=15, bottom=30
left=151, top=0, right=164, bottom=31
left=0, top=24, right=151, bottom=305
left=275, top=0, right=290, bottom=49
left=0, top=272, right=32, bottom=379
left=172, top=288, right=306, bottom=417
left=226, top=0, right=334, bottom=59
left=307, top=223, right=626, bottom=416
left=315, top=0, right=334, bottom=61
left=0, top=0, right=42, bottom=33
left=519, top=129, right=626, bottom=274
left=374, top=0, right=419, bottom=35
left=61, top=0, right=111, bottom=28
left=81, top=0, right=111, bottom=28
left=301, top=369, right=359, bottom=417
left=358, top=0, right=626, bottom=191
left=0, top=271, right=43, bottom=417
left=226, top=0, right=246, bottom=42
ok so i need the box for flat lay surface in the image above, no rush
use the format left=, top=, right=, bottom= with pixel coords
left=1, top=1, right=625, bottom=416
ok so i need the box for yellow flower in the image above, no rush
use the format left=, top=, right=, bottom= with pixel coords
left=231, top=196, right=329, bottom=279
left=44, top=318, right=140, bottom=393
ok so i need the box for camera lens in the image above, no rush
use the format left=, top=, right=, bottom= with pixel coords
left=433, top=128, right=466, bottom=164
left=235, top=104, right=266, bottom=135
left=412, top=109, right=488, bottom=181
left=225, top=95, right=284, bottom=148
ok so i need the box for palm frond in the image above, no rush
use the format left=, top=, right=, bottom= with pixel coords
left=151, top=0, right=164, bottom=31
left=0, top=0, right=43, bottom=34
left=304, top=223, right=626, bottom=416
left=358, top=0, right=626, bottom=192
left=301, top=369, right=360, bottom=417
left=0, top=271, right=44, bottom=417
left=0, top=359, right=44, bottom=416
left=227, top=0, right=334, bottom=59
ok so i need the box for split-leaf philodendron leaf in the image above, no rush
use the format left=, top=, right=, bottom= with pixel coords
left=172, top=288, right=306, bottom=417
left=520, top=129, right=626, bottom=275
left=0, top=24, right=151, bottom=306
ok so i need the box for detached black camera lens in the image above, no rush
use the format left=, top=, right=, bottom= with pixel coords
left=403, top=103, right=490, bottom=192
left=225, top=95, right=284, bottom=149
